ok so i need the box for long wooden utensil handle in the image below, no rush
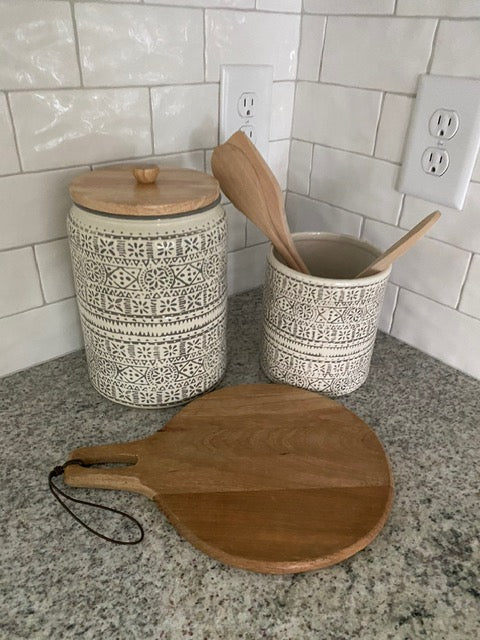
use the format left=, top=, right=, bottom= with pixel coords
left=356, top=210, right=441, bottom=278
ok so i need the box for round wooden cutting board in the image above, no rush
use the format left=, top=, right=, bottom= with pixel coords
left=64, top=384, right=393, bottom=574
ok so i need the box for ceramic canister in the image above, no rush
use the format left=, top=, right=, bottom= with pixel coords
left=68, top=165, right=227, bottom=408
left=261, top=232, right=391, bottom=396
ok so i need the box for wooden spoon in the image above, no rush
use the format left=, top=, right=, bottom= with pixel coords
left=212, top=135, right=309, bottom=274
left=226, top=131, right=309, bottom=274
left=356, top=210, right=441, bottom=278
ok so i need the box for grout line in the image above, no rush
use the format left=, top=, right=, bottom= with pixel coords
left=307, top=142, right=314, bottom=196
left=147, top=87, right=155, bottom=155
left=394, top=193, right=405, bottom=226
left=317, top=16, right=328, bottom=82
left=297, top=78, right=410, bottom=97
left=4, top=92, right=23, bottom=172
left=7, top=81, right=221, bottom=94
left=386, top=284, right=400, bottom=334
left=455, top=252, right=473, bottom=310
left=358, top=215, right=367, bottom=238
left=0, top=236, right=68, bottom=254
left=297, top=139, right=401, bottom=166
left=393, top=0, right=399, bottom=15
left=31, top=245, right=47, bottom=305
left=69, top=1, right=84, bottom=88
left=426, top=19, right=440, bottom=73
left=372, top=91, right=385, bottom=157
left=0, top=295, right=78, bottom=323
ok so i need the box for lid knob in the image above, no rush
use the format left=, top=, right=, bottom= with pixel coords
left=133, top=165, right=160, bottom=185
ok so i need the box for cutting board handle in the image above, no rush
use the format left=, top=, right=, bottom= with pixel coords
left=64, top=441, right=153, bottom=497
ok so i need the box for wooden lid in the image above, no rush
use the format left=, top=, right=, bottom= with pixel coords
left=69, top=164, right=220, bottom=216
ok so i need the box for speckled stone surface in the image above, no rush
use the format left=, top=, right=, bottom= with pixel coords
left=1, top=288, right=479, bottom=640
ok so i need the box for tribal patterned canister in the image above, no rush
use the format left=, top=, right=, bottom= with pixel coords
left=68, top=165, right=226, bottom=408
left=261, top=232, right=391, bottom=397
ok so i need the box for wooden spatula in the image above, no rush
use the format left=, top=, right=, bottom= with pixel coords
left=226, top=131, right=309, bottom=274
left=356, top=210, right=441, bottom=278
left=64, top=384, right=393, bottom=574
left=212, top=134, right=309, bottom=274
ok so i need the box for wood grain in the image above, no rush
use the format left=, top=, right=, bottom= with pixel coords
left=69, top=165, right=220, bottom=216
left=64, top=384, right=393, bottom=574
left=356, top=210, right=441, bottom=278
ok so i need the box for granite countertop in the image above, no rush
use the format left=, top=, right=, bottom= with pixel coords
left=1, top=288, right=479, bottom=640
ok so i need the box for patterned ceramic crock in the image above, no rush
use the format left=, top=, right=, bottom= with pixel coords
left=68, top=166, right=227, bottom=408
left=261, top=232, right=391, bottom=396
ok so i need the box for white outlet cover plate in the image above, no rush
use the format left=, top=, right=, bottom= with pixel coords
left=397, top=74, right=480, bottom=210
left=220, top=64, right=273, bottom=160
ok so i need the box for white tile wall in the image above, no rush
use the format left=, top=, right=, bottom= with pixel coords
left=256, top=0, right=301, bottom=11
left=392, top=289, right=480, bottom=380
left=304, top=0, right=395, bottom=14
left=286, top=193, right=363, bottom=237
left=34, top=239, right=75, bottom=304
left=205, top=10, right=300, bottom=81
left=0, top=248, right=43, bottom=317
left=362, top=219, right=470, bottom=308
left=375, top=94, right=413, bottom=163
left=293, top=82, right=382, bottom=154
left=321, top=17, right=436, bottom=93
left=430, top=21, right=480, bottom=78
left=459, top=255, right=480, bottom=320
left=296, top=15, right=326, bottom=82
left=270, top=83, right=295, bottom=140
left=0, top=94, right=20, bottom=175
left=310, top=146, right=403, bottom=223
left=152, top=85, right=219, bottom=155
left=0, top=299, right=83, bottom=378
left=0, top=168, right=88, bottom=250
left=396, top=1, right=480, bottom=17
left=401, top=183, right=480, bottom=253
left=0, top=1, right=302, bottom=377
left=289, top=7, right=480, bottom=380
left=378, top=283, right=398, bottom=333
left=0, top=1, right=80, bottom=90
left=227, top=243, right=269, bottom=295
left=10, top=90, right=152, bottom=171
left=75, top=4, right=204, bottom=87
left=288, top=140, right=312, bottom=195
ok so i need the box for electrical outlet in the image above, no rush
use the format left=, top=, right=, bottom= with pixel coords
left=220, top=64, right=273, bottom=159
left=398, top=74, right=480, bottom=210
left=422, top=147, right=449, bottom=176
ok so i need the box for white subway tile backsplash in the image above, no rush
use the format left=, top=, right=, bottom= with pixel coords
left=246, top=219, right=268, bottom=247
left=459, top=254, right=480, bottom=320
left=310, top=146, right=403, bottom=223
left=430, top=21, right=480, bottom=78
left=0, top=1, right=80, bottom=90
left=378, top=282, right=398, bottom=333
left=0, top=168, right=87, bottom=250
left=0, top=298, right=83, bottom=377
left=362, top=219, right=470, bottom=307
left=34, top=239, right=75, bottom=304
left=154, top=151, right=205, bottom=172
left=224, top=204, right=247, bottom=252
left=397, top=1, right=480, bottom=17
left=375, top=94, right=413, bottom=163
left=152, top=85, right=219, bottom=156
left=0, top=248, right=43, bottom=317
left=304, top=0, right=395, bottom=13
left=75, top=4, right=204, bottom=87
left=205, top=10, right=300, bottom=81
left=286, top=193, right=363, bottom=237
left=288, top=140, right=312, bottom=195
left=321, top=17, right=436, bottom=93
left=270, top=83, right=295, bottom=140
left=256, top=0, right=302, bottom=12
left=0, top=94, right=20, bottom=175
left=297, top=15, right=326, bottom=82
left=392, top=288, right=480, bottom=379
left=268, top=140, right=290, bottom=190
left=147, top=0, right=253, bottom=6
left=228, top=243, right=269, bottom=295
left=473, top=157, right=480, bottom=183
left=10, top=90, right=151, bottom=171
left=293, top=82, right=382, bottom=154
left=401, top=183, right=480, bottom=253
